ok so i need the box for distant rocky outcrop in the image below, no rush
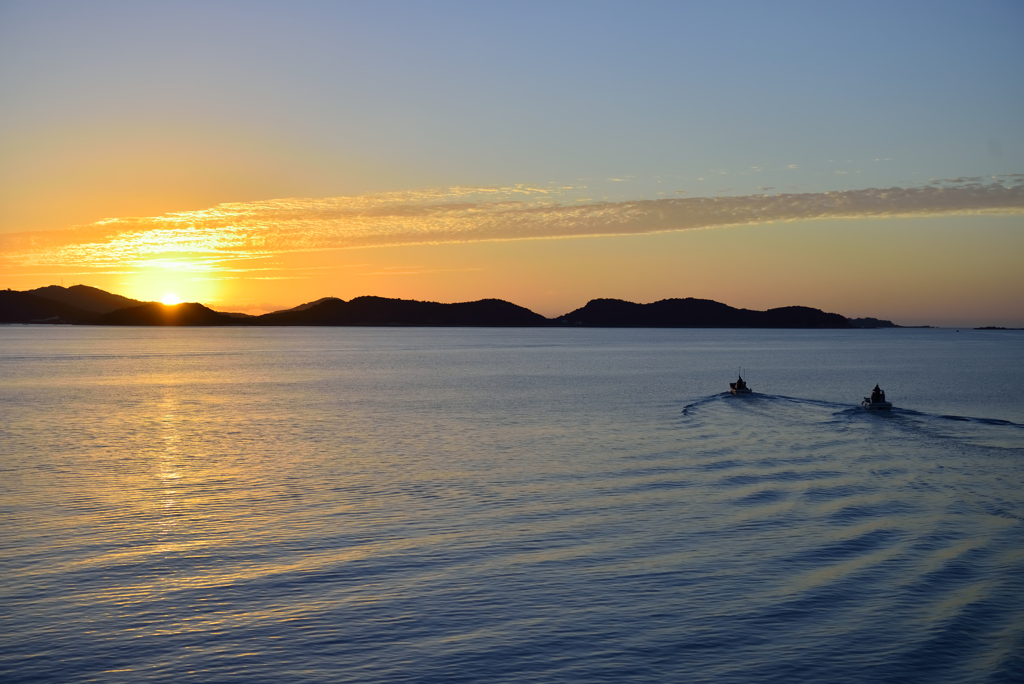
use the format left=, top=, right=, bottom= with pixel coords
left=555, top=298, right=852, bottom=328
left=254, top=296, right=550, bottom=326
left=29, top=285, right=146, bottom=314
left=848, top=317, right=898, bottom=328
left=97, top=302, right=239, bottom=326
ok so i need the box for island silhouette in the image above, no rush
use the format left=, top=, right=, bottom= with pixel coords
left=556, top=298, right=852, bottom=328
left=2, top=284, right=903, bottom=328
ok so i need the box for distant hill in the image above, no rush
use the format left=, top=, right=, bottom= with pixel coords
left=97, top=302, right=240, bottom=326
left=555, top=298, right=852, bottom=328
left=276, top=297, right=343, bottom=313
left=0, top=290, right=99, bottom=324
left=29, top=285, right=145, bottom=314
left=254, top=296, right=551, bottom=326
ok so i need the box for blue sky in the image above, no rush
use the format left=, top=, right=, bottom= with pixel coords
left=4, top=0, right=1021, bottom=216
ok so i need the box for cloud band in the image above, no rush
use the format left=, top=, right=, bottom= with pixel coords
left=3, top=180, right=1022, bottom=270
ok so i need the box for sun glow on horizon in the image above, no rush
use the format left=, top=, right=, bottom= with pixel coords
left=161, top=293, right=182, bottom=305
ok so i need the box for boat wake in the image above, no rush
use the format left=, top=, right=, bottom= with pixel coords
left=683, top=392, right=1021, bottom=427
left=680, top=392, right=1024, bottom=451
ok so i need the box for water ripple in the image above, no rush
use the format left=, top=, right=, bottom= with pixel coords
left=2, top=327, right=1023, bottom=683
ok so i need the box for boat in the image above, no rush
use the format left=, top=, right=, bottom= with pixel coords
left=730, top=374, right=752, bottom=394
left=861, top=384, right=892, bottom=410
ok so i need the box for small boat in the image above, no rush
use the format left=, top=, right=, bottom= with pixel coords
left=861, top=384, right=892, bottom=410
left=730, top=374, right=752, bottom=395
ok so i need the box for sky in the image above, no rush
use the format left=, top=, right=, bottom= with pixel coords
left=1, top=0, right=1022, bottom=325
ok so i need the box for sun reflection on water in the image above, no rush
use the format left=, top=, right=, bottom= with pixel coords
left=155, top=391, right=186, bottom=549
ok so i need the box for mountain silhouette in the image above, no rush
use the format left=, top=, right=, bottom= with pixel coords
left=29, top=285, right=145, bottom=314
left=2, top=286, right=903, bottom=328
left=255, top=296, right=550, bottom=326
left=0, top=290, right=100, bottom=324
left=555, top=298, right=852, bottom=328
left=97, top=302, right=238, bottom=326
left=279, top=297, right=343, bottom=312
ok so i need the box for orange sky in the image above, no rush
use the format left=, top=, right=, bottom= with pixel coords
left=3, top=204, right=1021, bottom=326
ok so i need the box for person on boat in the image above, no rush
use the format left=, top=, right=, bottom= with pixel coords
left=735, top=375, right=747, bottom=391
left=871, top=384, right=884, bottom=403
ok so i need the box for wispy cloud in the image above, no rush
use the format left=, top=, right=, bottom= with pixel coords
left=2, top=179, right=1021, bottom=272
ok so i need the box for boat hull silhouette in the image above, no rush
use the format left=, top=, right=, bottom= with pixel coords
left=861, top=399, right=893, bottom=410
left=729, top=376, right=752, bottom=394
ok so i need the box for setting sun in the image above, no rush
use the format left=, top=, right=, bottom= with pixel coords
left=161, top=294, right=182, bottom=306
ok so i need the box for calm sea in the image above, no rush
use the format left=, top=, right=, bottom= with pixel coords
left=2, top=326, right=1023, bottom=683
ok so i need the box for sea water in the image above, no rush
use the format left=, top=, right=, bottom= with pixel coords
left=1, top=326, right=1022, bottom=683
